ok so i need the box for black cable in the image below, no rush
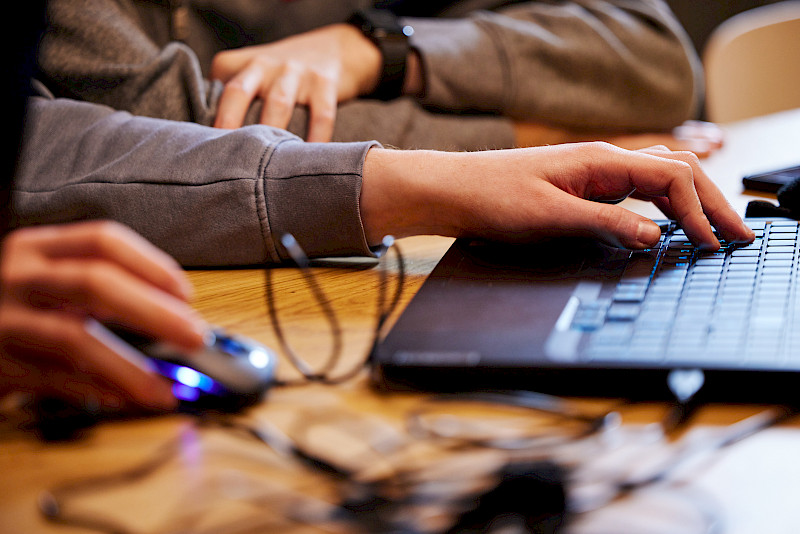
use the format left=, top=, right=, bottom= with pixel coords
left=265, top=234, right=405, bottom=387
left=406, top=390, right=622, bottom=450
left=265, top=234, right=343, bottom=381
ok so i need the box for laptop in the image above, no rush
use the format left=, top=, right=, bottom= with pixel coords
left=372, top=218, right=800, bottom=403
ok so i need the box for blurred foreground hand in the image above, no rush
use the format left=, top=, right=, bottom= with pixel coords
left=0, top=221, right=207, bottom=412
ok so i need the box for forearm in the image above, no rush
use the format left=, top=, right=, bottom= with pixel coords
left=407, top=0, right=702, bottom=130
left=361, top=147, right=545, bottom=244
left=14, top=95, right=377, bottom=266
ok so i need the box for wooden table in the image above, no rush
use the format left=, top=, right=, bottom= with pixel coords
left=2, top=108, right=799, bottom=533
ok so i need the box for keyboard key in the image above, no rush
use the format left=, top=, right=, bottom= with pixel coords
left=697, top=251, right=727, bottom=259
left=751, top=314, right=786, bottom=329
left=579, top=218, right=800, bottom=367
left=721, top=279, right=755, bottom=289
left=764, top=254, right=794, bottom=262
left=613, top=284, right=647, bottom=302
left=762, top=263, right=793, bottom=272
left=606, top=303, right=641, bottom=321
left=572, top=302, right=609, bottom=330
left=732, top=249, right=761, bottom=257
left=739, top=240, right=764, bottom=250
left=758, top=281, right=791, bottom=290
left=729, top=256, right=759, bottom=264
left=695, top=258, right=725, bottom=266
left=663, top=255, right=691, bottom=264
left=660, top=264, right=690, bottom=274
left=766, top=239, right=795, bottom=247
left=766, top=246, right=795, bottom=254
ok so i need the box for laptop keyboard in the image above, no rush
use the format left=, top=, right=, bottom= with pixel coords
left=574, top=219, right=800, bottom=366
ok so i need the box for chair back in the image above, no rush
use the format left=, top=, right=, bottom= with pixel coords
left=703, top=1, right=800, bottom=122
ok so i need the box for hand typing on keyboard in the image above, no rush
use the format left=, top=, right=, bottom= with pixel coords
left=534, top=144, right=756, bottom=250
left=361, top=143, right=756, bottom=252
left=578, top=219, right=798, bottom=366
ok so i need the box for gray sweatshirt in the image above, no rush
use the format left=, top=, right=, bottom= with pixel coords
left=14, top=0, right=701, bottom=266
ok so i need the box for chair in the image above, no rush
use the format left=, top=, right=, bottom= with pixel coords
left=703, top=1, right=800, bottom=123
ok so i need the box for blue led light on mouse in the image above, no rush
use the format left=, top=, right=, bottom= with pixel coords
left=115, top=326, right=278, bottom=412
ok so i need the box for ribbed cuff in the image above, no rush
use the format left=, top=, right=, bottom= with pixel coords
left=263, top=139, right=381, bottom=260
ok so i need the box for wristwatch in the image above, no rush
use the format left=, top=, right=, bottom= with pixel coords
left=348, top=8, right=414, bottom=100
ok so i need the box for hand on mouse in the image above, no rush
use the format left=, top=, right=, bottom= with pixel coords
left=0, top=221, right=208, bottom=412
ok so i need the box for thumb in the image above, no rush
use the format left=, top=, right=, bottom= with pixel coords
left=565, top=196, right=662, bottom=249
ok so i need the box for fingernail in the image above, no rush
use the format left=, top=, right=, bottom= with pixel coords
left=744, top=222, right=756, bottom=241
left=698, top=237, right=721, bottom=251
left=636, top=221, right=661, bottom=247
left=727, top=221, right=755, bottom=244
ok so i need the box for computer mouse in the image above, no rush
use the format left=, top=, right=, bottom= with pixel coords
left=112, top=326, right=278, bottom=412
left=31, top=327, right=278, bottom=441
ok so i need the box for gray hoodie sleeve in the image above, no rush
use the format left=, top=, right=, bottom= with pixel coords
left=406, top=0, right=702, bottom=130
left=38, top=0, right=699, bottom=150
left=37, top=0, right=515, bottom=152
left=13, top=94, right=378, bottom=267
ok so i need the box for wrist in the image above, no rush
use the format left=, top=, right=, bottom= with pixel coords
left=336, top=23, right=383, bottom=96
left=361, top=148, right=462, bottom=244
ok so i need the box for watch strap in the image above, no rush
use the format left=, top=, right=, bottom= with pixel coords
left=348, top=8, right=412, bottom=101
